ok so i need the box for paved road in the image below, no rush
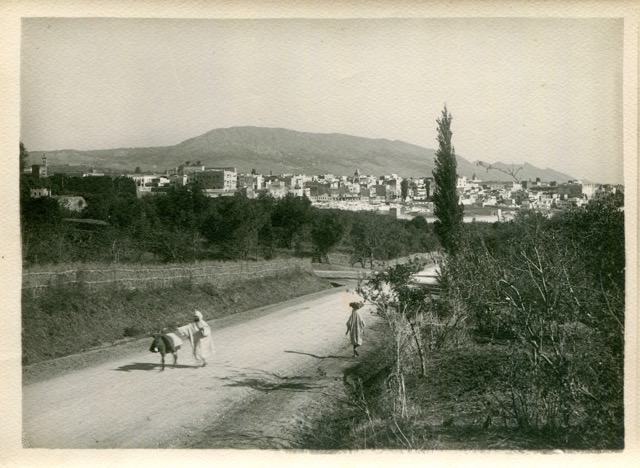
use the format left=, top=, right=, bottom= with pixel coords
left=22, top=287, right=374, bottom=448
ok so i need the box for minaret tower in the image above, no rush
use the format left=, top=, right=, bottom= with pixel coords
left=41, top=154, right=48, bottom=178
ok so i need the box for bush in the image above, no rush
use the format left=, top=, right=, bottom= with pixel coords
left=440, top=207, right=624, bottom=448
left=123, top=327, right=143, bottom=338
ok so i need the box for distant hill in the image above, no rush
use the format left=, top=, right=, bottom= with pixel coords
left=30, top=126, right=575, bottom=182
left=470, top=161, right=579, bottom=184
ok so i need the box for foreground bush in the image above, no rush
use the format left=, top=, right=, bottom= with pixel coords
left=441, top=202, right=624, bottom=448
left=304, top=199, right=624, bottom=450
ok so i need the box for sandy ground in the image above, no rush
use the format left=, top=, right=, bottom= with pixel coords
left=22, top=285, right=377, bottom=449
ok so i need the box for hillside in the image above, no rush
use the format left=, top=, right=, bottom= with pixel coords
left=29, top=126, right=575, bottom=182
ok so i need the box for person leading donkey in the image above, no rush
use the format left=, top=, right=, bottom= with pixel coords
left=177, top=310, right=214, bottom=367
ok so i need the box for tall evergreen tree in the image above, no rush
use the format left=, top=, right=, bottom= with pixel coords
left=400, top=179, right=409, bottom=200
left=432, top=105, right=464, bottom=255
left=20, top=142, right=30, bottom=174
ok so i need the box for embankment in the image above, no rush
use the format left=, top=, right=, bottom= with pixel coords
left=22, top=266, right=332, bottom=366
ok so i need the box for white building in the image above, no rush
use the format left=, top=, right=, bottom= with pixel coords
left=82, top=170, right=104, bottom=177
left=54, top=196, right=87, bottom=212
left=482, top=196, right=498, bottom=207
left=30, top=188, right=51, bottom=198
left=192, top=168, right=237, bottom=191
left=170, top=174, right=189, bottom=187
left=127, top=174, right=171, bottom=197
left=581, top=183, right=597, bottom=199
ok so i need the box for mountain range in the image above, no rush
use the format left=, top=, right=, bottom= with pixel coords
left=30, top=126, right=575, bottom=182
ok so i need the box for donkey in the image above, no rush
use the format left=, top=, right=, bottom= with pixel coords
left=149, top=332, right=182, bottom=371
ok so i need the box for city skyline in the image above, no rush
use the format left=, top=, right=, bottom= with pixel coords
left=21, top=18, right=623, bottom=184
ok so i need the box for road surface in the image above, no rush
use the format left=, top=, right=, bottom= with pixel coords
left=413, top=263, right=440, bottom=285
left=22, top=286, right=375, bottom=449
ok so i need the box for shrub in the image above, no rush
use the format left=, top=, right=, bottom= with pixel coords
left=123, top=327, right=143, bottom=338
left=441, top=207, right=624, bottom=448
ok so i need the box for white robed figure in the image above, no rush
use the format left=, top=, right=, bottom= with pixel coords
left=346, top=302, right=366, bottom=357
left=177, top=310, right=214, bottom=367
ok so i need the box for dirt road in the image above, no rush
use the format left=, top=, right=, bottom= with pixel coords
left=22, top=286, right=376, bottom=449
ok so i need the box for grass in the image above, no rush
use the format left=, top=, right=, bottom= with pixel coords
left=299, top=322, right=624, bottom=451
left=22, top=268, right=332, bottom=365
left=22, top=257, right=310, bottom=273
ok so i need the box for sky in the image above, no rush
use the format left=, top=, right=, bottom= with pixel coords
left=20, top=18, right=624, bottom=184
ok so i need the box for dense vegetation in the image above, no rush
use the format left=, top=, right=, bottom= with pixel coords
left=307, top=195, right=625, bottom=450
left=20, top=173, right=439, bottom=266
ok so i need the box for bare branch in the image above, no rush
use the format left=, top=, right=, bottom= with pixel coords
left=476, top=161, right=523, bottom=183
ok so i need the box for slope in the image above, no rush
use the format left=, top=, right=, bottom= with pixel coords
left=29, top=126, right=575, bottom=181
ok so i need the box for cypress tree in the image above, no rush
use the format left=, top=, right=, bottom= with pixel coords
left=20, top=142, right=29, bottom=174
left=432, top=105, right=464, bottom=255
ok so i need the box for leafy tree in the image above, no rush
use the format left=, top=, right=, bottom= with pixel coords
left=155, top=183, right=210, bottom=232
left=405, top=215, right=439, bottom=252
left=257, top=222, right=275, bottom=259
left=383, top=221, right=412, bottom=259
left=147, top=183, right=211, bottom=261
left=550, top=194, right=624, bottom=293
left=129, top=196, right=162, bottom=259
left=110, top=196, right=142, bottom=229
left=21, top=196, right=73, bottom=264
left=432, top=105, right=464, bottom=255
left=310, top=209, right=346, bottom=263
left=349, top=212, right=415, bottom=267
left=22, top=196, right=62, bottom=228
left=201, top=194, right=268, bottom=259
left=256, top=194, right=276, bottom=258
left=47, top=174, right=71, bottom=195
left=350, top=212, right=388, bottom=268
left=407, top=215, right=428, bottom=231
left=270, top=193, right=312, bottom=248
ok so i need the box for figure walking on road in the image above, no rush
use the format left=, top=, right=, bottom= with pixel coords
left=178, top=310, right=214, bottom=367
left=346, top=301, right=366, bottom=357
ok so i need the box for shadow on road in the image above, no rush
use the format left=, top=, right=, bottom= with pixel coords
left=284, top=350, right=351, bottom=359
left=113, top=362, right=198, bottom=372
left=217, top=367, right=323, bottom=392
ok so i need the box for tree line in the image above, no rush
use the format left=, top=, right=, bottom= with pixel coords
left=20, top=160, right=439, bottom=266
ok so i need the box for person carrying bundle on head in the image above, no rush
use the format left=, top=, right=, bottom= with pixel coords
left=346, top=301, right=366, bottom=357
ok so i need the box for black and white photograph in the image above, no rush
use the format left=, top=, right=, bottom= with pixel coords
left=1, top=1, right=637, bottom=466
